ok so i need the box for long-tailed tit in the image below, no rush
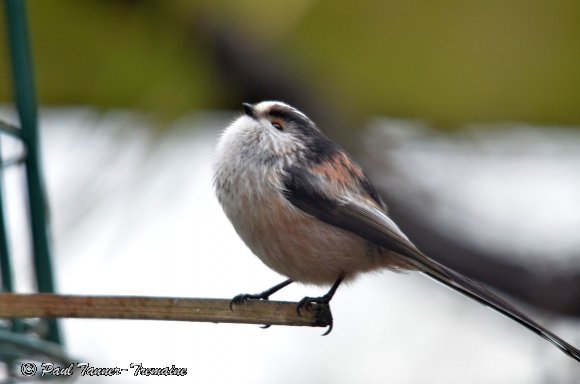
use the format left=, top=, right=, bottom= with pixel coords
left=213, top=100, right=580, bottom=362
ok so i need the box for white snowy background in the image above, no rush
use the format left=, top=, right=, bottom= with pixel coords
left=1, top=107, right=579, bottom=383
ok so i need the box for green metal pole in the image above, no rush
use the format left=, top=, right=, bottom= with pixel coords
left=0, top=142, right=14, bottom=293
left=0, top=143, right=25, bottom=336
left=4, top=0, right=61, bottom=344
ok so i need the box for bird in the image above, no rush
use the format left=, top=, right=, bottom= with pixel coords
left=212, top=100, right=580, bottom=362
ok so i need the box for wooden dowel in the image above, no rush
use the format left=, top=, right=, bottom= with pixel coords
left=0, top=294, right=332, bottom=328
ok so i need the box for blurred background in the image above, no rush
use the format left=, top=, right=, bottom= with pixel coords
left=1, top=0, right=579, bottom=382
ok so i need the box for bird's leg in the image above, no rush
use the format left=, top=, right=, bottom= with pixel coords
left=229, top=279, right=293, bottom=310
left=297, top=274, right=344, bottom=335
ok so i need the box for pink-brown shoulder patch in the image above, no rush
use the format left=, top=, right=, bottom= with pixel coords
left=311, top=151, right=364, bottom=187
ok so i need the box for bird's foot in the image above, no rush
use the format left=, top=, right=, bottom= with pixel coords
left=229, top=280, right=294, bottom=329
left=229, top=292, right=270, bottom=310
left=295, top=275, right=344, bottom=335
left=296, top=295, right=334, bottom=335
left=296, top=295, right=332, bottom=315
left=229, top=292, right=273, bottom=329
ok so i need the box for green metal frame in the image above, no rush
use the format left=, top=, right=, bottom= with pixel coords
left=2, top=0, right=61, bottom=344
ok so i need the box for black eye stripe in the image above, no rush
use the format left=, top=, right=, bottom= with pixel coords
left=267, top=107, right=313, bottom=127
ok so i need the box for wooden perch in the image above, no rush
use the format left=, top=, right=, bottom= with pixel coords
left=0, top=294, right=332, bottom=328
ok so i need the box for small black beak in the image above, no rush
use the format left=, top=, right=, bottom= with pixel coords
left=242, top=103, right=256, bottom=119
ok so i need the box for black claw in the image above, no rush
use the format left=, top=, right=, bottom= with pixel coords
left=229, top=293, right=266, bottom=311
left=296, top=296, right=334, bottom=334
left=296, top=295, right=330, bottom=316
left=296, top=298, right=310, bottom=316
left=321, top=322, right=333, bottom=336
left=296, top=275, right=344, bottom=319
left=230, top=292, right=273, bottom=329
left=230, top=280, right=294, bottom=311
left=230, top=280, right=295, bottom=329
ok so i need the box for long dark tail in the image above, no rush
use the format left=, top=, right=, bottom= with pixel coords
left=282, top=172, right=580, bottom=361
left=404, top=248, right=580, bottom=362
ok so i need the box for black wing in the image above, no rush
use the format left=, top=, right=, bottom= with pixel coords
left=282, top=165, right=580, bottom=363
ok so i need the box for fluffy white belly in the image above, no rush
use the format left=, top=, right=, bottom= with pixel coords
left=223, top=190, right=384, bottom=284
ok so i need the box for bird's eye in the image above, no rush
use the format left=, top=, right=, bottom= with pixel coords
left=271, top=121, right=284, bottom=131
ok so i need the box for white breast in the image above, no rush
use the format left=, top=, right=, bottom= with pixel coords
left=215, top=159, right=384, bottom=284
left=213, top=116, right=393, bottom=284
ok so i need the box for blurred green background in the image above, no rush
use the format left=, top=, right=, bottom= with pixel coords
left=1, top=0, right=580, bottom=128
